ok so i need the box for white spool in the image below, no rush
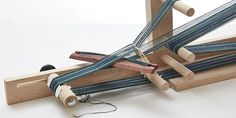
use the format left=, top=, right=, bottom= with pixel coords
left=47, top=73, right=79, bottom=107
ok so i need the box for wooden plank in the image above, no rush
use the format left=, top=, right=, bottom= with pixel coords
left=4, top=64, right=138, bottom=105
left=145, top=0, right=173, bottom=40
left=169, top=64, right=236, bottom=91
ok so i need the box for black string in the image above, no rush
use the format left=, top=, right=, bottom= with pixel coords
left=73, top=95, right=117, bottom=118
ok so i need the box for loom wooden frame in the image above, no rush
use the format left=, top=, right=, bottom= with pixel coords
left=4, top=0, right=236, bottom=105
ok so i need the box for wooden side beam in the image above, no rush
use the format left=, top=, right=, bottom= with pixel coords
left=146, top=0, right=173, bottom=41
left=169, top=64, right=236, bottom=91
left=4, top=64, right=138, bottom=105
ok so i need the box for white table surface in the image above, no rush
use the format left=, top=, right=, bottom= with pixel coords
left=0, top=24, right=236, bottom=118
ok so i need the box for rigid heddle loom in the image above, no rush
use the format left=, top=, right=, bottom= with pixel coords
left=4, top=0, right=236, bottom=115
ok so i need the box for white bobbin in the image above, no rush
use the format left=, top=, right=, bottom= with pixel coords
left=47, top=73, right=79, bottom=107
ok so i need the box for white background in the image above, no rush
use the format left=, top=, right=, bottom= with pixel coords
left=0, top=0, right=234, bottom=25
left=0, top=0, right=236, bottom=118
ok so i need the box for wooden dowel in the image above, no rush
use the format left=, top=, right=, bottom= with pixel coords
left=47, top=73, right=78, bottom=107
left=161, top=0, right=195, bottom=16
left=144, top=73, right=170, bottom=90
left=58, top=85, right=79, bottom=107
left=177, top=47, right=196, bottom=62
left=138, top=52, right=170, bottom=90
left=161, top=55, right=194, bottom=79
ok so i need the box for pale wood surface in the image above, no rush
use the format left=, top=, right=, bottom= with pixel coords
left=161, top=55, right=194, bottom=79
left=58, top=85, right=78, bottom=107
left=4, top=64, right=138, bottom=105
left=138, top=52, right=170, bottom=90
left=145, top=0, right=173, bottom=40
left=177, top=47, right=196, bottom=62
left=160, top=0, right=195, bottom=16
left=47, top=73, right=78, bottom=107
left=169, top=64, right=236, bottom=91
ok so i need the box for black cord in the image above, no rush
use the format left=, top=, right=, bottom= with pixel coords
left=73, top=95, right=117, bottom=118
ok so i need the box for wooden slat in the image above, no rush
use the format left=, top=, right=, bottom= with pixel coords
left=145, top=0, right=173, bottom=40
left=70, top=52, right=158, bottom=74
left=4, top=64, right=138, bottom=105
left=169, top=64, right=236, bottom=91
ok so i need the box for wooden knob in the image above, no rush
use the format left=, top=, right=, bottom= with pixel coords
left=161, top=55, right=194, bottom=79
left=173, top=1, right=195, bottom=16
left=160, top=0, right=195, bottom=16
left=177, top=47, right=196, bottom=62
left=58, top=85, right=79, bottom=107
left=47, top=73, right=79, bottom=107
left=145, top=73, right=170, bottom=90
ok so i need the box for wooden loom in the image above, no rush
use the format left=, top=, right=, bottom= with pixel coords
left=4, top=0, right=236, bottom=107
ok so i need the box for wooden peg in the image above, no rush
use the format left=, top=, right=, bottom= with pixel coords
left=144, top=73, right=170, bottom=90
left=58, top=85, right=79, bottom=107
left=160, top=0, right=195, bottom=16
left=47, top=73, right=79, bottom=107
left=137, top=50, right=170, bottom=90
left=177, top=47, right=196, bottom=62
left=161, top=55, right=194, bottom=79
